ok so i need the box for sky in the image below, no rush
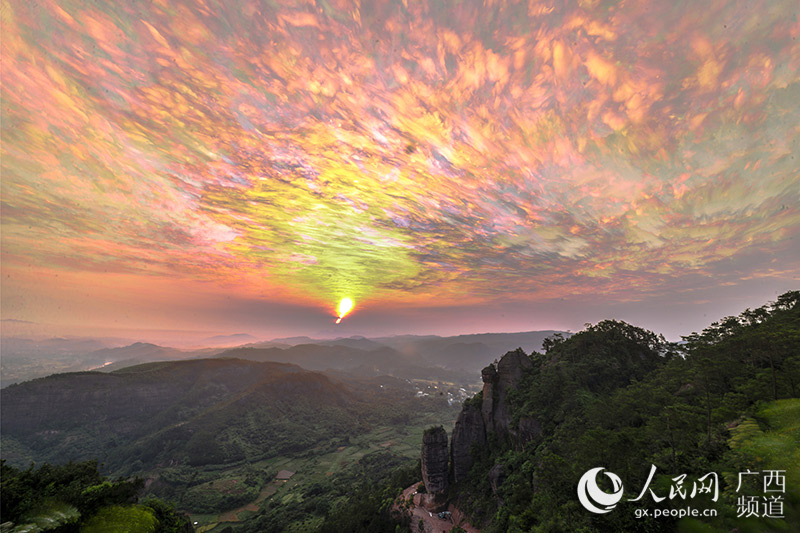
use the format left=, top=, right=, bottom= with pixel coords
left=1, top=0, right=798, bottom=343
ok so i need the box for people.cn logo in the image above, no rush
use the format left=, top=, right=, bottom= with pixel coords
left=577, top=467, right=624, bottom=514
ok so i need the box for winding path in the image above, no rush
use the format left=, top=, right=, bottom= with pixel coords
left=397, top=483, right=481, bottom=533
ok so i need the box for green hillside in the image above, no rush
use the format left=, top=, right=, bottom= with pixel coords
left=0, top=358, right=460, bottom=530
left=451, top=291, right=800, bottom=532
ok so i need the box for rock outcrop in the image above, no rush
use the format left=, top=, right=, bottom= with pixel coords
left=480, top=364, right=496, bottom=430
left=421, top=426, right=449, bottom=494
left=477, top=348, right=534, bottom=438
left=450, top=402, right=486, bottom=483
left=491, top=348, right=533, bottom=434
left=422, top=349, right=538, bottom=508
left=449, top=348, right=537, bottom=487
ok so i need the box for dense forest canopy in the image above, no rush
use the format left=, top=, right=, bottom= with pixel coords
left=454, top=291, right=799, bottom=532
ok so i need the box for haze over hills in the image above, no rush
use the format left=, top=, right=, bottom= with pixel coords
left=199, top=333, right=261, bottom=347
left=1, top=330, right=565, bottom=388
left=236, top=330, right=564, bottom=376
left=0, top=339, right=207, bottom=388
left=0, top=336, right=117, bottom=355
left=264, top=330, right=562, bottom=356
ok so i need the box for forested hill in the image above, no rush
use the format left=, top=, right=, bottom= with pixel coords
left=1, top=358, right=383, bottom=472
left=448, top=291, right=799, bottom=532
left=1, top=356, right=460, bottom=531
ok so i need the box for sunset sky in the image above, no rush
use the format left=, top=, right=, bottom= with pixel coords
left=2, top=0, right=798, bottom=343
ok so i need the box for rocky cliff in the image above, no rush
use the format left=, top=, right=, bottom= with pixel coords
left=448, top=348, right=536, bottom=486
left=450, top=349, right=541, bottom=492
left=491, top=348, right=533, bottom=435
left=421, top=426, right=449, bottom=494
left=480, top=363, right=496, bottom=430
left=450, top=402, right=486, bottom=483
left=419, top=347, right=538, bottom=514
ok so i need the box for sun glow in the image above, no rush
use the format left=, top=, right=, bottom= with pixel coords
left=335, top=297, right=354, bottom=324
left=2, top=0, right=798, bottom=331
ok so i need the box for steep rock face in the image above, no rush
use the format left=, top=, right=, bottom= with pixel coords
left=421, top=426, right=449, bottom=494
left=492, top=349, right=533, bottom=434
left=477, top=349, right=533, bottom=436
left=480, top=364, right=496, bottom=430
left=438, top=349, right=538, bottom=497
left=450, top=403, right=486, bottom=483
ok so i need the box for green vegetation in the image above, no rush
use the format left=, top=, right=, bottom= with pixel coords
left=81, top=505, right=158, bottom=533
left=1, top=356, right=460, bottom=532
left=462, top=390, right=483, bottom=409
left=239, top=451, right=418, bottom=533
left=699, top=398, right=800, bottom=532
left=181, top=478, right=259, bottom=514
left=181, top=411, right=456, bottom=531
left=0, top=460, right=191, bottom=532
left=6, top=295, right=794, bottom=532
left=1, top=360, right=458, bottom=477
left=454, top=291, right=800, bottom=532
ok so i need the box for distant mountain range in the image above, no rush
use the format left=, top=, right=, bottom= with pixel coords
left=0, top=339, right=203, bottom=387
left=0, top=336, right=116, bottom=356
left=0, top=330, right=566, bottom=388
left=200, top=333, right=260, bottom=346
left=82, top=342, right=187, bottom=372
left=0, top=355, right=460, bottom=526
left=218, top=330, right=563, bottom=382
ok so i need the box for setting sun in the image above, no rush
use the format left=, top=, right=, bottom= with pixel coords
left=335, top=297, right=354, bottom=324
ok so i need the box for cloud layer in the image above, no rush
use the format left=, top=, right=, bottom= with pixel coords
left=2, top=0, right=798, bottom=328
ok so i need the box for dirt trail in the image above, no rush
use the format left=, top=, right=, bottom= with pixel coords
left=397, top=483, right=481, bottom=533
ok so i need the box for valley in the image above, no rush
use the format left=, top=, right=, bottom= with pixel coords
left=0, top=349, right=469, bottom=531
left=3, top=297, right=798, bottom=533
